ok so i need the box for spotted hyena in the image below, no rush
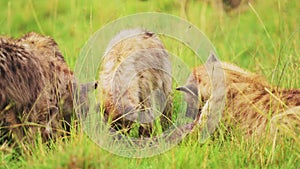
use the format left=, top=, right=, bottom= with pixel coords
left=99, top=29, right=172, bottom=136
left=177, top=53, right=300, bottom=137
left=0, top=32, right=92, bottom=144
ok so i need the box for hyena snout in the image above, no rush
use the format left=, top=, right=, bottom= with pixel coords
left=72, top=81, right=98, bottom=119
left=176, top=84, right=201, bottom=120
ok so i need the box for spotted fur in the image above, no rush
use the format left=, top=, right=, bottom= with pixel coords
left=99, top=29, right=172, bottom=136
left=0, top=32, right=86, bottom=144
left=178, top=53, right=300, bottom=137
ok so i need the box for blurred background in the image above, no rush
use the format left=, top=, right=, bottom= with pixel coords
left=0, top=0, right=299, bottom=88
left=0, top=1, right=299, bottom=168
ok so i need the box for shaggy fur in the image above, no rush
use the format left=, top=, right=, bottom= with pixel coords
left=177, top=53, right=300, bottom=137
left=99, top=29, right=172, bottom=136
left=0, top=32, right=90, bottom=145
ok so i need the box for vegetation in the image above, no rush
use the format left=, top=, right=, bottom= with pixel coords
left=0, top=0, right=299, bottom=168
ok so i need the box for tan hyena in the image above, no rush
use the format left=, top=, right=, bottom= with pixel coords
left=99, top=29, right=172, bottom=136
left=177, top=53, right=300, bottom=138
left=0, top=32, right=92, bottom=145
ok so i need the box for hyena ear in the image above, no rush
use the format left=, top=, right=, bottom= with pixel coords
left=81, top=81, right=98, bottom=91
left=206, top=51, right=218, bottom=64
left=72, top=81, right=98, bottom=103
left=176, top=84, right=198, bottom=97
left=73, top=81, right=98, bottom=92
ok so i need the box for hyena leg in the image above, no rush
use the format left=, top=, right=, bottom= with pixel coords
left=1, top=105, right=24, bottom=144
left=161, top=98, right=173, bottom=131
left=138, top=101, right=173, bottom=137
left=112, top=118, right=134, bottom=135
left=139, top=123, right=153, bottom=137
left=137, top=92, right=173, bottom=136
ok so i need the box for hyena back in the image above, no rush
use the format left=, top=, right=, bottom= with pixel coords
left=0, top=32, right=90, bottom=144
left=178, top=53, right=300, bottom=137
left=99, top=29, right=172, bottom=136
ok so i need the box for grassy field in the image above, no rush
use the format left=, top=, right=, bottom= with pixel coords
left=1, top=0, right=299, bottom=168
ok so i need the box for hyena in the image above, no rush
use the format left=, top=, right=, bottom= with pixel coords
left=99, top=29, right=172, bottom=136
left=0, top=32, right=92, bottom=144
left=206, top=0, right=254, bottom=13
left=177, top=53, right=300, bottom=138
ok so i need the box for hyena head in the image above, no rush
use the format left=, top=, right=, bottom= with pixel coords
left=176, top=52, right=225, bottom=120
left=176, top=51, right=266, bottom=120
left=72, top=81, right=98, bottom=120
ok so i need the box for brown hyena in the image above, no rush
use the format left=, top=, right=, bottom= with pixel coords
left=99, top=29, right=172, bottom=136
left=177, top=53, right=300, bottom=138
left=0, top=32, right=93, bottom=145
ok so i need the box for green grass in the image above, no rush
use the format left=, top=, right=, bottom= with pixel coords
left=0, top=0, right=300, bottom=168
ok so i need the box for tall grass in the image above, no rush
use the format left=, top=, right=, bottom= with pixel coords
left=0, top=0, right=299, bottom=168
